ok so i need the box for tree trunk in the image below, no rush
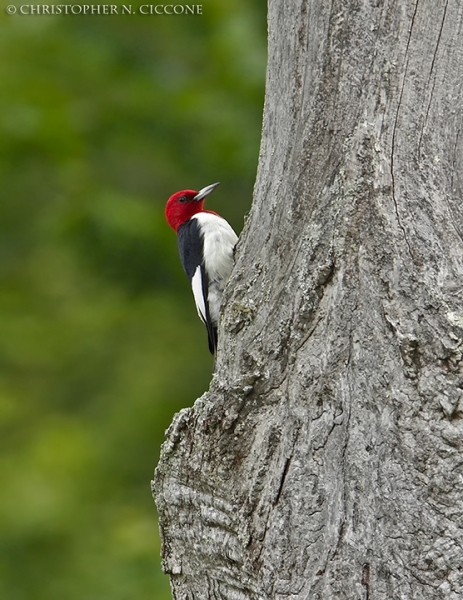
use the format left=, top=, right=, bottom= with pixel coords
left=153, top=0, right=463, bottom=598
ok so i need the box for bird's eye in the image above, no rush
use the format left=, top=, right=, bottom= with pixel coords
left=178, top=195, right=188, bottom=203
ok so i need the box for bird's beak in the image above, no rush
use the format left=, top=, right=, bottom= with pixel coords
left=194, top=182, right=220, bottom=201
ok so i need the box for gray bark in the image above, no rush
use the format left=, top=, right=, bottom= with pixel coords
left=153, top=0, right=463, bottom=598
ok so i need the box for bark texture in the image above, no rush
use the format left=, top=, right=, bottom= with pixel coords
left=154, top=1, right=463, bottom=598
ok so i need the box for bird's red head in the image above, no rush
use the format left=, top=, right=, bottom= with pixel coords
left=165, top=182, right=220, bottom=231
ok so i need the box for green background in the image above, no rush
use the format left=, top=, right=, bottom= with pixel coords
left=0, top=2, right=266, bottom=598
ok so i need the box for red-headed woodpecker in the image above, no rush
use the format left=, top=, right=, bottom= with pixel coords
left=165, top=182, right=238, bottom=354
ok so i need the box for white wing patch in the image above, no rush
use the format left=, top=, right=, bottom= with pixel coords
left=191, top=266, right=207, bottom=324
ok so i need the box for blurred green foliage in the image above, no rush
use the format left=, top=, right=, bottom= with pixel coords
left=0, top=2, right=266, bottom=598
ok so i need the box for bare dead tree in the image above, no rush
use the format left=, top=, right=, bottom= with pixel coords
left=154, top=0, right=463, bottom=597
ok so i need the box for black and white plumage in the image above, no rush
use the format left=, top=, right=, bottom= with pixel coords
left=165, top=183, right=238, bottom=354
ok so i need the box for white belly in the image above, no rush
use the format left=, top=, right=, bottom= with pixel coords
left=192, top=212, right=238, bottom=324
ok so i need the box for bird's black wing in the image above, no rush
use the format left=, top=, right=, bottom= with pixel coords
left=177, top=220, right=216, bottom=354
